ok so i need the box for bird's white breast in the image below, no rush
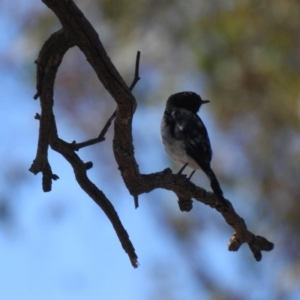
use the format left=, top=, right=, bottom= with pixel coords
left=160, top=117, right=201, bottom=170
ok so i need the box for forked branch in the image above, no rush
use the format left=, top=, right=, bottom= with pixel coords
left=30, top=0, right=273, bottom=266
left=30, top=28, right=138, bottom=268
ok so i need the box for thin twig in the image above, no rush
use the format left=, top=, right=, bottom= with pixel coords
left=70, top=136, right=105, bottom=151
left=129, top=51, right=141, bottom=91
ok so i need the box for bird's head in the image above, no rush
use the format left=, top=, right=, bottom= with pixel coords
left=166, top=91, right=209, bottom=113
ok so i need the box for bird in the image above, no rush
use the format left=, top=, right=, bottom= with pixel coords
left=160, top=91, right=228, bottom=206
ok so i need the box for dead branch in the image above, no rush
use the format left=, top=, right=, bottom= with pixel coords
left=29, top=27, right=138, bottom=268
left=30, top=0, right=273, bottom=266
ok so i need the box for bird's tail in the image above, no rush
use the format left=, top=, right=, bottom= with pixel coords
left=202, top=166, right=227, bottom=206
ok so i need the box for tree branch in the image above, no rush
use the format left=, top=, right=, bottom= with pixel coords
left=29, top=27, right=138, bottom=267
left=30, top=0, right=273, bottom=264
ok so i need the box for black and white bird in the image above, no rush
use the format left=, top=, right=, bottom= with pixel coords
left=160, top=91, right=227, bottom=206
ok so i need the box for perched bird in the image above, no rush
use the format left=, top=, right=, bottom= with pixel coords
left=160, top=91, right=227, bottom=206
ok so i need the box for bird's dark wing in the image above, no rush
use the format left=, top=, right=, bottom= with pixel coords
left=171, top=108, right=212, bottom=167
left=171, top=108, right=227, bottom=206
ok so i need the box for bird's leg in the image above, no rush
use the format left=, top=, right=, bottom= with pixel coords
left=177, top=163, right=188, bottom=175
left=188, top=170, right=196, bottom=180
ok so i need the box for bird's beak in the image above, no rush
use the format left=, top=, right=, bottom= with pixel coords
left=201, top=100, right=210, bottom=104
